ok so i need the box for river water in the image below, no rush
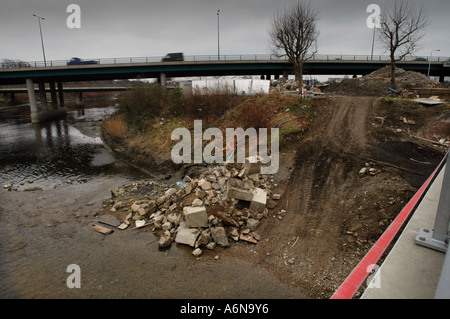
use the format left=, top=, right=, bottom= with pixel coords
left=0, top=100, right=305, bottom=299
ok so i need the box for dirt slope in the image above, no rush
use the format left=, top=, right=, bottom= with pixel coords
left=228, top=96, right=444, bottom=298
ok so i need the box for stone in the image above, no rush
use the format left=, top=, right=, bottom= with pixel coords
left=246, top=218, right=260, bottom=231
left=159, top=230, right=172, bottom=248
left=226, top=178, right=254, bottom=201
left=359, top=167, right=368, bottom=175
left=175, top=228, right=200, bottom=247
left=192, top=248, right=203, bottom=257
left=182, top=193, right=197, bottom=206
left=196, top=229, right=211, bottom=247
left=272, top=194, right=281, bottom=200
left=206, top=242, right=216, bottom=250
left=192, top=198, right=203, bottom=206
left=165, top=188, right=177, bottom=197
left=211, top=227, right=230, bottom=247
left=198, top=179, right=212, bottom=191
left=243, top=156, right=262, bottom=175
left=249, top=188, right=267, bottom=212
left=183, top=206, right=208, bottom=228
left=162, top=221, right=173, bottom=231
left=239, top=234, right=258, bottom=244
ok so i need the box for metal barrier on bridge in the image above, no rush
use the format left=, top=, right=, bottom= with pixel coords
left=2, top=54, right=449, bottom=69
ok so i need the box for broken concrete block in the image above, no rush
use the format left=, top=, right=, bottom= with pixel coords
left=183, top=206, right=208, bottom=228
left=246, top=218, right=260, bottom=231
left=243, top=156, right=262, bottom=175
left=175, top=228, right=200, bottom=247
left=165, top=188, right=177, bottom=197
left=197, top=178, right=212, bottom=191
left=159, top=230, right=172, bottom=248
left=211, top=226, right=230, bottom=247
left=226, top=178, right=254, bottom=201
left=272, top=194, right=281, bottom=200
left=249, top=188, right=267, bottom=213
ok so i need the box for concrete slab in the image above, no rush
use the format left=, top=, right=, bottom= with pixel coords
left=362, top=165, right=447, bottom=299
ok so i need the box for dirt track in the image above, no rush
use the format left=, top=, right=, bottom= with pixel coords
left=228, top=96, right=445, bottom=298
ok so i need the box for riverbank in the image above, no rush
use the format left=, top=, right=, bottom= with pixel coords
left=99, top=85, right=449, bottom=298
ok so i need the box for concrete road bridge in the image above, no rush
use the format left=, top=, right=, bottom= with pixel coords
left=1, top=54, right=449, bottom=123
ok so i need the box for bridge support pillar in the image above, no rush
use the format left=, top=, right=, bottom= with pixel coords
left=38, top=80, right=49, bottom=111
left=57, top=82, right=65, bottom=108
left=26, top=78, right=67, bottom=124
left=160, top=73, right=166, bottom=87
left=49, top=81, right=58, bottom=109
left=283, top=70, right=289, bottom=79
left=75, top=91, right=83, bottom=105
left=439, top=75, right=445, bottom=82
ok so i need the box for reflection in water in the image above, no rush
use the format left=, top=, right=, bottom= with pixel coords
left=0, top=102, right=144, bottom=190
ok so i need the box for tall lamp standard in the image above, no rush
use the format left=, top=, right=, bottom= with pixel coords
left=217, top=10, right=220, bottom=61
left=33, top=14, right=47, bottom=66
left=427, top=49, right=440, bottom=78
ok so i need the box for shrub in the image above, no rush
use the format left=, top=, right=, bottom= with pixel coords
left=167, top=87, right=184, bottom=114
left=117, top=81, right=166, bottom=130
left=183, top=86, right=239, bottom=123
left=237, top=100, right=273, bottom=130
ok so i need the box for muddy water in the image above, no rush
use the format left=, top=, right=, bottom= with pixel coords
left=0, top=101, right=305, bottom=299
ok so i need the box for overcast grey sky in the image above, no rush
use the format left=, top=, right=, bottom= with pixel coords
left=0, top=0, right=449, bottom=62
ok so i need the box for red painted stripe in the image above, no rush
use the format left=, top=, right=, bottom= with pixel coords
left=331, top=153, right=448, bottom=299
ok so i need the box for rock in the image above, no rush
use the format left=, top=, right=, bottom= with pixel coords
left=192, top=248, right=203, bottom=257
left=242, top=156, right=262, bottom=175
left=182, top=193, right=198, bottom=206
left=239, top=234, right=258, bottom=244
left=211, top=227, right=230, bottom=247
left=165, top=188, right=177, bottom=197
left=192, top=198, right=203, bottom=206
left=196, top=229, right=211, bottom=247
left=249, top=188, right=267, bottom=213
left=175, top=228, right=200, bottom=247
left=272, top=194, right=281, bottom=200
left=227, top=178, right=254, bottom=201
left=359, top=167, right=369, bottom=175
left=206, top=242, right=217, bottom=250
left=183, top=206, right=208, bottom=228
left=198, top=179, right=212, bottom=191
left=159, top=230, right=172, bottom=248
left=146, top=200, right=157, bottom=215
left=246, top=218, right=260, bottom=231
left=162, top=221, right=173, bottom=231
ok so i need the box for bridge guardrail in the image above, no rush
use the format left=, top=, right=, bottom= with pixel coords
left=2, top=54, right=449, bottom=69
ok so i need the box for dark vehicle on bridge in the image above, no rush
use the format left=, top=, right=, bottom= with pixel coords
left=162, top=53, right=184, bottom=62
left=67, top=57, right=98, bottom=65
left=414, top=57, right=428, bottom=61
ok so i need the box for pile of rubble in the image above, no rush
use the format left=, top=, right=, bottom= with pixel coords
left=325, top=66, right=441, bottom=96
left=105, top=158, right=281, bottom=256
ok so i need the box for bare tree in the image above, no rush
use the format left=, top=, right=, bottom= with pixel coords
left=269, top=1, right=319, bottom=91
left=379, top=0, right=428, bottom=88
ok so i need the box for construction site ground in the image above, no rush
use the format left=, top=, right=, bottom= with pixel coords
left=100, top=92, right=449, bottom=298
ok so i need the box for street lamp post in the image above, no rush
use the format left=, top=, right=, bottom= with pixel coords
left=427, top=49, right=440, bottom=78
left=217, top=10, right=220, bottom=61
left=33, top=14, right=47, bottom=67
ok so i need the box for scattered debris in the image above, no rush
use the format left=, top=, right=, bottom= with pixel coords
left=103, top=158, right=278, bottom=255
left=92, top=224, right=114, bottom=235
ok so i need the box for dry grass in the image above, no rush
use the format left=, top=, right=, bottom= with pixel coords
left=102, top=114, right=128, bottom=138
